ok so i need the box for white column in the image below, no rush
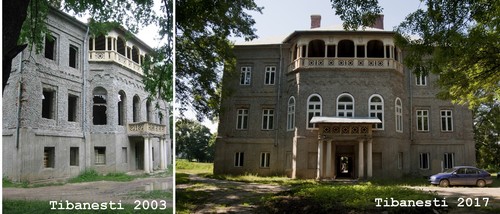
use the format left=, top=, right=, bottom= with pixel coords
left=159, top=138, right=165, bottom=170
left=149, top=141, right=154, bottom=172
left=332, top=141, right=336, bottom=179
left=144, top=137, right=150, bottom=173
left=326, top=141, right=332, bottom=178
left=358, top=139, right=364, bottom=178
left=166, top=139, right=172, bottom=165
left=317, top=141, right=323, bottom=179
left=367, top=139, right=373, bottom=178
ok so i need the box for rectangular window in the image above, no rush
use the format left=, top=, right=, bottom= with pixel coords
left=260, top=152, right=270, bottom=168
left=95, top=147, right=106, bottom=165
left=122, top=147, right=128, bottom=163
left=44, top=35, right=56, bottom=60
left=416, top=74, right=427, bottom=86
left=356, top=45, right=365, bottom=58
left=236, top=109, right=249, bottom=130
left=68, top=94, right=78, bottom=122
left=398, top=152, right=403, bottom=170
left=440, top=110, right=453, bottom=132
left=44, top=147, right=55, bottom=168
left=416, top=110, right=429, bottom=131
left=262, top=109, right=274, bottom=130
left=419, top=153, right=429, bottom=170
left=70, top=147, right=79, bottom=166
left=42, top=88, right=56, bottom=119
left=69, top=45, right=78, bottom=68
left=240, top=66, right=251, bottom=85
left=264, top=66, right=276, bottom=85
left=443, top=153, right=454, bottom=169
left=234, top=152, right=244, bottom=167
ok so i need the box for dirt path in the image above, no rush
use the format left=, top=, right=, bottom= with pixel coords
left=3, top=176, right=173, bottom=206
left=176, top=174, right=287, bottom=213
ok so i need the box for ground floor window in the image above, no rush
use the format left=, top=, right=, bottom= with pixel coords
left=419, top=152, right=429, bottom=170
left=70, top=147, right=79, bottom=166
left=234, top=152, right=244, bottom=167
left=44, top=147, right=55, bottom=168
left=260, top=152, right=270, bottom=168
left=443, top=152, right=454, bottom=169
left=95, top=147, right=106, bottom=165
left=122, top=147, right=128, bottom=163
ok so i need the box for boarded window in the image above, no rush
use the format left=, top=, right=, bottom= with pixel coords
left=70, top=147, right=79, bottom=166
left=44, top=147, right=55, bottom=168
left=95, top=147, right=106, bottom=165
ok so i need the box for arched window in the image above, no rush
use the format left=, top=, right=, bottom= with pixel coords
left=307, top=40, right=325, bottom=57
left=132, top=46, right=140, bottom=64
left=133, top=95, right=140, bottom=122
left=118, top=91, right=126, bottom=126
left=287, top=96, right=295, bottom=131
left=337, top=40, right=354, bottom=57
left=117, top=37, right=126, bottom=56
left=395, top=98, right=403, bottom=132
left=369, top=95, right=384, bottom=130
left=337, top=93, right=354, bottom=117
left=307, top=94, right=322, bottom=129
left=93, top=87, right=107, bottom=125
left=367, top=40, right=384, bottom=58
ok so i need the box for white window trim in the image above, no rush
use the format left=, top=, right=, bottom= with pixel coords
left=287, top=96, right=295, bottom=131
left=419, top=152, right=430, bottom=170
left=443, top=152, right=455, bottom=169
left=262, top=109, right=274, bottom=130
left=416, top=109, right=429, bottom=132
left=264, top=66, right=276, bottom=85
left=368, top=94, right=384, bottom=130
left=260, top=152, right=270, bottom=168
left=416, top=74, right=427, bottom=86
left=240, top=66, right=252, bottom=85
left=234, top=152, right=244, bottom=167
left=306, top=94, right=322, bottom=129
left=395, top=98, right=403, bottom=133
left=336, top=93, right=354, bottom=118
left=440, top=110, right=453, bottom=132
left=236, top=109, right=249, bottom=130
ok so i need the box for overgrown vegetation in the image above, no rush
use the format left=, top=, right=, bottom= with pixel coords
left=176, top=159, right=213, bottom=175
left=68, top=169, right=135, bottom=183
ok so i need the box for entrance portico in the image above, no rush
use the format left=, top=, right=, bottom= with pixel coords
left=310, top=116, right=380, bottom=180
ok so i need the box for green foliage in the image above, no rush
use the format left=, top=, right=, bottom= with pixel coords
left=474, top=103, right=500, bottom=171
left=68, top=169, right=135, bottom=183
left=175, top=120, right=215, bottom=162
left=330, top=0, right=383, bottom=30
left=176, top=0, right=262, bottom=120
left=176, top=159, right=214, bottom=174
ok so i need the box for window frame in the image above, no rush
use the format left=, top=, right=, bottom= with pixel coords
left=440, top=110, right=453, bottom=132
left=260, top=152, right=271, bottom=168
left=264, top=66, right=276, bottom=85
left=419, top=152, right=430, bottom=170
left=395, top=98, right=403, bottom=133
left=306, top=94, right=322, bottom=129
left=42, top=86, right=57, bottom=120
left=240, top=66, right=252, bottom=85
left=416, top=109, right=429, bottom=132
left=262, top=108, right=274, bottom=130
left=236, top=109, right=249, bottom=130
left=337, top=93, right=354, bottom=117
left=287, top=96, right=295, bottom=131
left=94, top=147, right=106, bottom=165
left=44, top=147, right=55, bottom=168
left=69, top=44, right=79, bottom=69
left=368, top=94, right=384, bottom=130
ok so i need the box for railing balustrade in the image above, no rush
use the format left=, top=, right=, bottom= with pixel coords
left=89, top=50, right=143, bottom=75
left=128, top=122, right=167, bottom=137
left=289, top=57, right=403, bottom=73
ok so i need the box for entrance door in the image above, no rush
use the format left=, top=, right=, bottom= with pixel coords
left=336, top=155, right=354, bottom=178
left=135, top=142, right=144, bottom=170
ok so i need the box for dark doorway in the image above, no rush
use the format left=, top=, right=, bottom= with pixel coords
left=135, top=142, right=144, bottom=170
left=336, top=155, right=354, bottom=178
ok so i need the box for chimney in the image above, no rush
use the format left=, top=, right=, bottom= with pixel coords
left=370, top=14, right=384, bottom=30
left=310, top=15, right=321, bottom=29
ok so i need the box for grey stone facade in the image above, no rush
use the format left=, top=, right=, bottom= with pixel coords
left=214, top=16, right=475, bottom=179
left=2, top=9, right=172, bottom=182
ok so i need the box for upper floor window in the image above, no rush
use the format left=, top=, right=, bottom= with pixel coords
left=337, top=94, right=354, bottom=117
left=69, top=45, right=78, bottom=68
left=337, top=40, right=354, bottom=57
left=44, top=34, right=57, bottom=60
left=395, top=98, right=403, bottom=133
left=118, top=91, right=126, bottom=126
left=240, top=66, right=251, bottom=85
left=308, top=40, right=325, bottom=57
left=264, top=66, right=276, bottom=85
left=440, top=110, right=453, bottom=132
left=133, top=95, right=140, bottom=122
left=367, top=40, right=384, bottom=58
left=416, top=74, right=427, bottom=86
left=93, top=87, right=107, bottom=125
left=416, top=109, right=429, bottom=131
left=307, top=94, right=322, bottom=129
left=287, top=97, right=295, bottom=131
left=262, top=109, right=274, bottom=130
left=68, top=94, right=79, bottom=122
left=42, top=87, right=57, bottom=119
left=369, top=95, right=384, bottom=130
left=236, top=109, right=249, bottom=130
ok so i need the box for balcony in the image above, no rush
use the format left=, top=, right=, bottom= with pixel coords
left=128, top=122, right=167, bottom=137
left=289, top=57, right=403, bottom=73
left=89, top=50, right=143, bottom=75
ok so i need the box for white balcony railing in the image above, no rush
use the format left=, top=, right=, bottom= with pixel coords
left=128, top=122, right=167, bottom=137
left=89, top=50, right=143, bottom=75
left=289, top=57, right=403, bottom=73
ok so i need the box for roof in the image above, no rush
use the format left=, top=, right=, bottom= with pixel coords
left=310, top=116, right=381, bottom=124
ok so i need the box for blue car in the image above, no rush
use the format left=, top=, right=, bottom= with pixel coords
left=429, top=166, right=493, bottom=187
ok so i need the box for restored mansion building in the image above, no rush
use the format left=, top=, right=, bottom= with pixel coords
left=214, top=15, right=475, bottom=179
left=3, top=8, right=171, bottom=182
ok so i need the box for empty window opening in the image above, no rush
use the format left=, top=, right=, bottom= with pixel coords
left=95, top=147, right=106, bottom=165
left=107, top=37, right=113, bottom=50
left=127, top=47, right=132, bottom=59
left=93, top=87, right=107, bottom=125
left=146, top=100, right=152, bottom=122
left=118, top=91, right=126, bottom=126
left=264, top=66, right=276, bottom=85
left=307, top=40, right=325, bottom=57
left=327, top=45, right=336, bottom=57
left=385, top=46, right=391, bottom=58
left=122, top=147, right=128, bottom=163
left=89, top=38, right=94, bottom=50
left=132, top=46, right=140, bottom=63
left=117, top=37, right=126, bottom=56
left=44, top=35, right=56, bottom=60
left=95, top=35, right=106, bottom=50
left=44, top=147, right=55, bottom=168
left=337, top=40, right=354, bottom=57
left=70, top=147, right=79, bottom=166
left=356, top=45, right=365, bottom=58
left=301, top=45, right=307, bottom=57
left=68, top=94, right=78, bottom=122
left=367, top=40, right=384, bottom=58
left=69, top=45, right=78, bottom=68
left=133, top=95, right=140, bottom=122
left=42, top=88, right=56, bottom=119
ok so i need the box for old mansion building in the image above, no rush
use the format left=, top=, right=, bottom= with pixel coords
left=214, top=15, right=475, bottom=179
left=3, top=9, right=171, bottom=182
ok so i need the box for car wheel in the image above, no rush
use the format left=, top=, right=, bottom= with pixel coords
left=439, top=179, right=449, bottom=187
left=477, top=180, right=486, bottom=187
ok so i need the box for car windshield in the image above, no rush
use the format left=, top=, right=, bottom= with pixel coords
left=444, top=168, right=456, bottom=173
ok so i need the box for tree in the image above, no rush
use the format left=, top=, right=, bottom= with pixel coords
left=176, top=119, right=214, bottom=162
left=175, top=0, right=262, bottom=121
left=474, top=103, right=500, bottom=171
left=330, top=0, right=499, bottom=110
